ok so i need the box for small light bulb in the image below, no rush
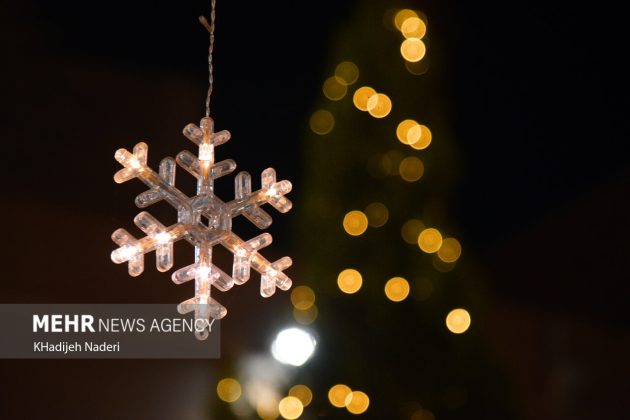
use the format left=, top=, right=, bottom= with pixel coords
left=154, top=231, right=172, bottom=245
left=112, top=245, right=138, bottom=263
left=197, top=265, right=211, bottom=278
left=199, top=143, right=213, bottom=161
left=236, top=248, right=247, bottom=257
left=268, top=269, right=278, bottom=277
left=271, top=327, right=316, bottom=366
left=126, top=245, right=139, bottom=255
left=130, top=157, right=141, bottom=169
left=267, top=187, right=277, bottom=197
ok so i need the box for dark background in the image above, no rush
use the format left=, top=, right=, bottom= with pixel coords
left=1, top=0, right=628, bottom=419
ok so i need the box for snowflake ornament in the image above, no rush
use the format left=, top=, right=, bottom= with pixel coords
left=111, top=117, right=293, bottom=339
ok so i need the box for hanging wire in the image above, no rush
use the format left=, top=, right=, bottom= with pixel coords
left=199, top=0, right=217, bottom=117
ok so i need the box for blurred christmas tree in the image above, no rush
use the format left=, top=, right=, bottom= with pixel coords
left=210, top=2, right=517, bottom=419
left=290, top=2, right=516, bottom=419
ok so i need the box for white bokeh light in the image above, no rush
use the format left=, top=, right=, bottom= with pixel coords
left=271, top=327, right=316, bottom=366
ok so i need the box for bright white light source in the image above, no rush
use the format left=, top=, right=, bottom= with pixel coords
left=198, top=143, right=213, bottom=161
left=271, top=328, right=316, bottom=366
left=130, top=157, right=141, bottom=169
left=196, top=265, right=211, bottom=278
left=111, top=245, right=138, bottom=263
left=154, top=231, right=172, bottom=245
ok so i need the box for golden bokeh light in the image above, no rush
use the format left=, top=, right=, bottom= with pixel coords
left=406, top=124, right=421, bottom=143
left=337, top=268, right=363, bottom=294
left=384, top=277, right=410, bottom=302
left=353, top=86, right=377, bottom=111
left=400, top=38, right=426, bottom=63
left=399, top=157, right=424, bottom=182
left=394, top=9, right=418, bottom=30
left=323, top=76, right=348, bottom=101
left=437, top=238, right=462, bottom=263
left=432, top=254, right=456, bottom=273
left=401, top=17, right=427, bottom=39
left=216, top=378, right=242, bottom=403
left=289, top=385, right=313, bottom=407
left=343, top=210, right=369, bottom=236
left=328, top=384, right=352, bottom=408
left=309, top=110, right=334, bottom=135
left=278, top=396, right=303, bottom=420
left=365, top=202, right=389, bottom=227
left=405, top=59, right=430, bottom=76
left=345, top=391, right=370, bottom=414
left=290, top=285, right=315, bottom=310
left=335, top=61, right=359, bottom=85
left=401, top=219, right=425, bottom=244
left=396, top=119, right=419, bottom=145
left=257, top=397, right=280, bottom=420
left=293, top=304, right=318, bottom=325
left=446, top=308, right=471, bottom=334
left=367, top=93, right=392, bottom=118
left=408, top=124, right=432, bottom=150
left=418, top=228, right=443, bottom=253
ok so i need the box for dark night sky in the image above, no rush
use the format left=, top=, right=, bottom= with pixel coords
left=450, top=0, right=629, bottom=245
left=4, top=0, right=628, bottom=252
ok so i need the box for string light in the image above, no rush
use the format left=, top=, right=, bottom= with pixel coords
left=446, top=308, right=471, bottom=334
left=110, top=1, right=294, bottom=340
left=323, top=76, right=348, bottom=101
left=397, top=119, right=419, bottom=144
left=385, top=277, right=410, bottom=302
left=310, top=110, right=335, bottom=135
left=335, top=61, right=360, bottom=85
left=401, top=17, right=426, bottom=39
left=365, top=202, right=389, bottom=227
left=400, top=38, right=426, bottom=62
left=345, top=391, right=370, bottom=414
left=397, top=120, right=432, bottom=150
left=328, top=384, right=352, bottom=408
left=399, top=157, right=424, bottom=182
left=367, top=93, right=392, bottom=118
left=343, top=210, right=369, bottom=236
left=271, top=328, right=317, bottom=366
left=337, top=269, right=363, bottom=294
left=353, top=87, right=377, bottom=111
left=257, top=397, right=280, bottom=420
left=437, top=238, right=462, bottom=263
left=418, top=228, right=443, bottom=253
left=409, top=124, right=432, bottom=150
left=278, top=396, right=304, bottom=420
left=217, top=378, right=242, bottom=403
left=290, top=285, right=316, bottom=310
left=401, top=219, right=425, bottom=244
left=288, top=385, right=313, bottom=407
left=394, top=9, right=418, bottom=30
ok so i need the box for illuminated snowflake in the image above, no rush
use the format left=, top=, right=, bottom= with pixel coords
left=111, top=117, right=293, bottom=339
